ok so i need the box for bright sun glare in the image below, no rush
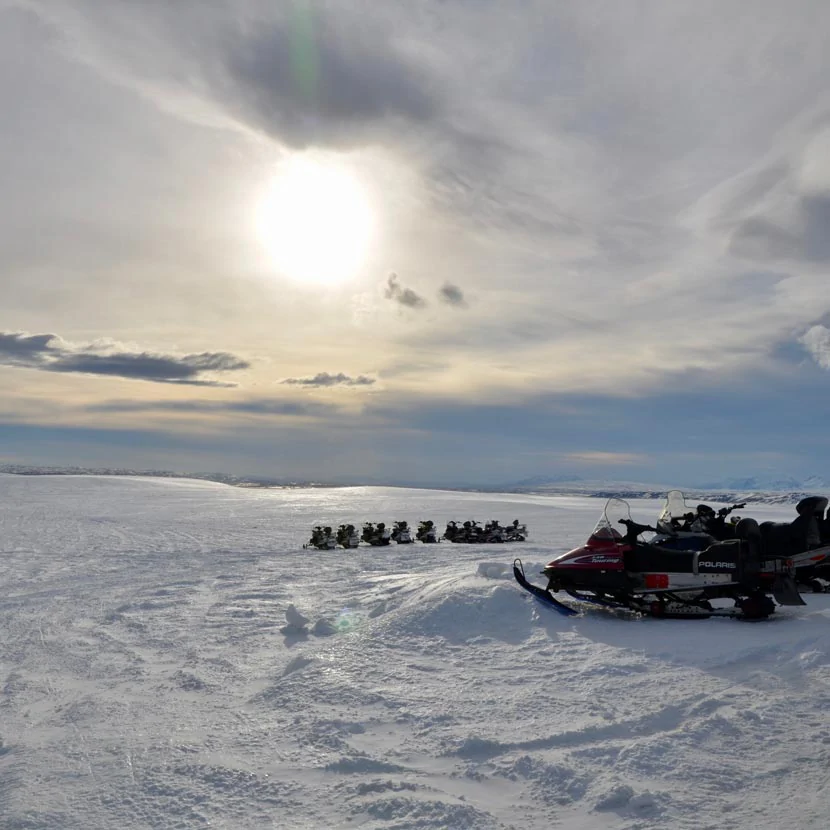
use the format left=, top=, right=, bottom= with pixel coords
left=256, top=155, right=376, bottom=286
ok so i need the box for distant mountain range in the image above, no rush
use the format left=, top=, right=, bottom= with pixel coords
left=691, top=475, right=830, bottom=491
left=495, top=474, right=830, bottom=506
left=2, top=464, right=828, bottom=505
left=502, top=474, right=830, bottom=493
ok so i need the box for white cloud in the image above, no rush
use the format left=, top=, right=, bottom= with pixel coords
left=800, top=325, right=830, bottom=369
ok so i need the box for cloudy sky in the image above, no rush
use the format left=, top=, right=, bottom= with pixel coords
left=3, top=0, right=830, bottom=487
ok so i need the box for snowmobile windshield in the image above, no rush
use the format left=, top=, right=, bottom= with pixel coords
left=586, top=498, right=630, bottom=547
left=656, top=490, right=696, bottom=533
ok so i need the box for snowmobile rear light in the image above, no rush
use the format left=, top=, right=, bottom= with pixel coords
left=645, top=573, right=670, bottom=589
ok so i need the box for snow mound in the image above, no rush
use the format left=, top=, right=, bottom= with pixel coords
left=380, top=581, right=537, bottom=645
left=476, top=561, right=511, bottom=579
left=594, top=783, right=663, bottom=814
left=358, top=796, right=500, bottom=829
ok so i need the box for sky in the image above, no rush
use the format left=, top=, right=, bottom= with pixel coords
left=3, top=0, right=830, bottom=488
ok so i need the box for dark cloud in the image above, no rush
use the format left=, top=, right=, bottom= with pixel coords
left=0, top=332, right=61, bottom=365
left=223, top=19, right=440, bottom=147
left=89, top=397, right=337, bottom=417
left=384, top=274, right=427, bottom=309
left=281, top=372, right=375, bottom=387
left=37, top=4, right=443, bottom=151
left=47, top=351, right=249, bottom=386
left=0, top=330, right=248, bottom=386
left=730, top=193, right=830, bottom=263
left=438, top=282, right=467, bottom=307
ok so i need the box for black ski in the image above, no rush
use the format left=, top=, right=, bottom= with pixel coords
left=513, top=559, right=578, bottom=617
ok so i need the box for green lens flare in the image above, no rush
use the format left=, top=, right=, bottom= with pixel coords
left=335, top=608, right=361, bottom=632
left=289, top=0, right=318, bottom=104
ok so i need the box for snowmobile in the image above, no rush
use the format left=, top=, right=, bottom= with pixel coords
left=513, top=497, right=806, bottom=620
left=503, top=519, right=527, bottom=542
left=483, top=520, right=505, bottom=543
left=758, top=495, right=830, bottom=591
left=446, top=521, right=482, bottom=543
left=653, top=491, right=746, bottom=544
left=336, top=523, right=360, bottom=549
left=443, top=519, right=526, bottom=543
left=416, top=520, right=439, bottom=543
left=305, top=525, right=337, bottom=550
left=442, top=521, right=462, bottom=542
left=391, top=520, right=413, bottom=544
left=362, top=522, right=392, bottom=546
left=653, top=491, right=830, bottom=591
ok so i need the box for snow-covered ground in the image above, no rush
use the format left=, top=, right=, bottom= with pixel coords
left=1, top=475, right=829, bottom=829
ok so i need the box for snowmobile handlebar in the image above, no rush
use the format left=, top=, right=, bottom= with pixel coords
left=618, top=518, right=658, bottom=536
left=717, top=502, right=746, bottom=518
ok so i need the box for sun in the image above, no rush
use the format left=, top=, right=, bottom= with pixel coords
left=256, top=155, right=376, bottom=286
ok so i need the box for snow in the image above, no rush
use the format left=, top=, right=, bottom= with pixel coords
left=2, top=474, right=830, bottom=829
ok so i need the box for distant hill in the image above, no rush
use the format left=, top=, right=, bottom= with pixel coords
left=692, top=475, right=830, bottom=491
left=496, top=474, right=830, bottom=505
left=3, top=464, right=828, bottom=505
left=0, top=464, right=339, bottom=489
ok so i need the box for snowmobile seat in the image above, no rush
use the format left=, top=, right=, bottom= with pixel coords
left=629, top=545, right=697, bottom=573
left=734, top=517, right=761, bottom=545
left=790, top=512, right=822, bottom=549
left=759, top=521, right=796, bottom=558
left=796, top=495, right=828, bottom=517
left=759, top=510, right=823, bottom=558
left=733, top=518, right=762, bottom=582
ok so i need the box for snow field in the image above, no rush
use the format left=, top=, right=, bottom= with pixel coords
left=1, top=475, right=829, bottom=829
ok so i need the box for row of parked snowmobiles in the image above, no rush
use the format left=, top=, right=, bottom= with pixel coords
left=304, top=518, right=529, bottom=549
left=304, top=521, right=438, bottom=549
left=514, top=490, right=830, bottom=621
left=443, top=520, right=527, bottom=544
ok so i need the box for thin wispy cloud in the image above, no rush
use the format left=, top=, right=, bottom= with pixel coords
left=281, top=372, right=375, bottom=387
left=89, top=397, right=337, bottom=416
left=563, top=451, right=647, bottom=466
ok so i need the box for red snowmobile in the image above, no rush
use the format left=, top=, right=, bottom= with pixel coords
left=514, top=497, right=805, bottom=620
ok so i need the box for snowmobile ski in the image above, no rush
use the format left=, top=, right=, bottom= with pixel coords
left=513, top=559, right=578, bottom=616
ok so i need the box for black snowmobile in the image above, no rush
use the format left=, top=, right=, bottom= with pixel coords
left=442, top=520, right=475, bottom=543
left=514, top=497, right=805, bottom=620
left=391, top=520, right=413, bottom=544
left=362, top=522, right=391, bottom=546
left=416, top=520, right=439, bottom=543
left=503, top=519, right=527, bottom=542
left=336, top=523, right=360, bottom=549
left=304, top=525, right=337, bottom=550
left=653, top=491, right=830, bottom=591
left=483, top=520, right=505, bottom=543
